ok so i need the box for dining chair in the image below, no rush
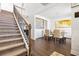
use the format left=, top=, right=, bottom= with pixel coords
left=53, top=29, right=64, bottom=44
left=44, top=29, right=49, bottom=40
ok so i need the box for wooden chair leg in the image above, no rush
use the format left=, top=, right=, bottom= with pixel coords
left=46, top=36, right=48, bottom=41
left=59, top=39, right=61, bottom=43
left=44, top=35, right=45, bottom=40
left=55, top=38, right=56, bottom=44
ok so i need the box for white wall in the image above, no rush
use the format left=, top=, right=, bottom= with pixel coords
left=22, top=3, right=42, bottom=39
left=32, top=3, right=71, bottom=39
left=1, top=3, right=13, bottom=12
left=22, top=3, right=53, bottom=39
left=37, top=3, right=72, bottom=40
left=15, top=3, right=71, bottom=40
left=0, top=3, right=1, bottom=12
left=38, top=3, right=71, bottom=31
left=71, top=6, right=79, bottom=55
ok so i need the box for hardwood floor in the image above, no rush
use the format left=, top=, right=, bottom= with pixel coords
left=31, top=37, right=71, bottom=56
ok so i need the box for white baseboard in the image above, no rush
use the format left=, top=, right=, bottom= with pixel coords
left=71, top=50, right=79, bottom=56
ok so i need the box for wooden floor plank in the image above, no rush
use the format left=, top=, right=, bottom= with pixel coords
left=31, top=38, right=71, bottom=56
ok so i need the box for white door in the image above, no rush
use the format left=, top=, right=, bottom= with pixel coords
left=72, top=18, right=79, bottom=55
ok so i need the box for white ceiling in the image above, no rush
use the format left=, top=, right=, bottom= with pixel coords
left=15, top=3, right=72, bottom=20
left=23, top=3, right=56, bottom=16
left=38, top=3, right=72, bottom=20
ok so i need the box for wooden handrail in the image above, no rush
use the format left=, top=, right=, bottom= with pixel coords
left=21, top=15, right=30, bottom=26
left=14, top=6, right=30, bottom=26
left=14, top=5, right=25, bottom=10
left=13, top=5, right=32, bottom=56
left=13, top=11, right=29, bottom=49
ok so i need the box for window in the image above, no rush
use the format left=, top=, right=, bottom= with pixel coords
left=36, top=17, right=47, bottom=29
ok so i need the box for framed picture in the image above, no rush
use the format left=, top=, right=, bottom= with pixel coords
left=55, top=19, right=72, bottom=28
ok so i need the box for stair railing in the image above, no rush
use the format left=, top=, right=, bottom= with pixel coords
left=13, top=5, right=32, bottom=56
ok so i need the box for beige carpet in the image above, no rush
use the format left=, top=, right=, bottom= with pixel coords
left=50, top=51, right=64, bottom=56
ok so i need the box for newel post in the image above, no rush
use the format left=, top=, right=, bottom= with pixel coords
left=28, top=24, right=31, bottom=56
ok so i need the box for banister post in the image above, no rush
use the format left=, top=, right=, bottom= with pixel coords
left=28, top=24, right=32, bottom=56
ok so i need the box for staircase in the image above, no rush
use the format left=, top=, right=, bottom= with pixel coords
left=0, top=10, right=27, bottom=56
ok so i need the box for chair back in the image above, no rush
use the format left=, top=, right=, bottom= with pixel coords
left=44, top=29, right=49, bottom=36
left=53, top=29, right=62, bottom=38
